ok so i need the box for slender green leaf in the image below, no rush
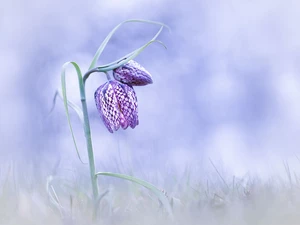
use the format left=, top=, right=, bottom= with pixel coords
left=89, top=19, right=169, bottom=70
left=84, top=23, right=167, bottom=83
left=97, top=40, right=166, bottom=71
left=61, top=62, right=86, bottom=164
left=83, top=39, right=166, bottom=82
left=95, top=172, right=173, bottom=218
left=98, top=25, right=166, bottom=69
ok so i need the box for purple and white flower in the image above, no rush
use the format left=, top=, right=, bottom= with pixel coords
left=113, top=60, right=153, bottom=86
left=94, top=80, right=138, bottom=133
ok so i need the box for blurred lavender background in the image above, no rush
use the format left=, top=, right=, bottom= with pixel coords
left=1, top=0, right=300, bottom=179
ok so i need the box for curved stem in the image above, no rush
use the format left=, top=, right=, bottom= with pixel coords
left=80, top=69, right=111, bottom=206
left=79, top=70, right=99, bottom=200
left=83, top=68, right=111, bottom=86
left=83, top=68, right=99, bottom=84
left=104, top=71, right=111, bottom=80
left=81, top=68, right=112, bottom=218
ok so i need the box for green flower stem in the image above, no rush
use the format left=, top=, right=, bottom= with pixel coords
left=80, top=68, right=116, bottom=203
left=81, top=69, right=101, bottom=201
left=104, top=71, right=111, bottom=80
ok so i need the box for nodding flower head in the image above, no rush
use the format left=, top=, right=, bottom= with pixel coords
left=113, top=60, right=153, bottom=86
left=94, top=80, right=138, bottom=133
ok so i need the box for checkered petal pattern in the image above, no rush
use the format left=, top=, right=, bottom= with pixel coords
left=94, top=80, right=139, bottom=133
left=113, top=60, right=153, bottom=86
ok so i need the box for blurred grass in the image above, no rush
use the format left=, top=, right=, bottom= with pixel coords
left=1, top=160, right=300, bottom=225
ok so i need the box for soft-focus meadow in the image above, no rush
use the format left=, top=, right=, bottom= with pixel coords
left=2, top=160, right=300, bottom=225
left=1, top=0, right=300, bottom=224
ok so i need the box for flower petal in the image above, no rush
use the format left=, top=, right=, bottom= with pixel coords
left=94, top=81, right=121, bottom=133
left=114, top=82, right=138, bottom=129
left=95, top=80, right=139, bottom=133
left=94, top=83, right=114, bottom=133
left=113, top=60, right=153, bottom=86
left=124, top=84, right=139, bottom=128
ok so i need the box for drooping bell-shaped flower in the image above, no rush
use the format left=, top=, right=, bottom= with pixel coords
left=113, top=60, right=153, bottom=86
left=94, top=80, right=138, bottom=133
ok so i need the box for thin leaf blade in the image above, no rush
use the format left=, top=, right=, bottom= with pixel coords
left=95, top=172, right=173, bottom=218
left=96, top=40, right=166, bottom=71
left=61, top=62, right=86, bottom=164
left=89, top=19, right=169, bottom=70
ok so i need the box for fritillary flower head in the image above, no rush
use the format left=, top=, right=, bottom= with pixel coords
left=113, top=60, right=153, bottom=86
left=94, top=80, right=138, bottom=133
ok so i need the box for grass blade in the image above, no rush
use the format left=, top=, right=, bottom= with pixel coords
left=95, top=172, right=173, bottom=218
left=209, top=158, right=230, bottom=192
left=89, top=19, right=169, bottom=70
left=46, top=176, right=64, bottom=217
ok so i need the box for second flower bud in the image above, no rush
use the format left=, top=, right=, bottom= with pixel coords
left=113, top=60, right=153, bottom=86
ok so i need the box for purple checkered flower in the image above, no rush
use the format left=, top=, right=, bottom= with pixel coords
left=113, top=60, right=153, bottom=86
left=94, top=80, right=138, bottom=133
